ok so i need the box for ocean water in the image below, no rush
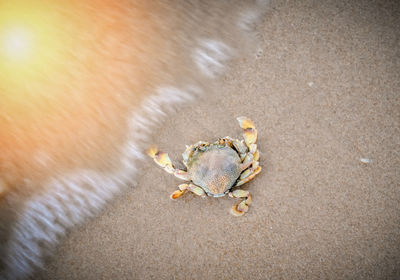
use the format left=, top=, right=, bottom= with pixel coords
left=0, top=1, right=267, bottom=279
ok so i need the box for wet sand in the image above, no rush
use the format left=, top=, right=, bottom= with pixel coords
left=37, top=1, right=399, bottom=279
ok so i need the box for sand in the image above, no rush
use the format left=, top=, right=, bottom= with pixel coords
left=36, top=1, right=399, bottom=279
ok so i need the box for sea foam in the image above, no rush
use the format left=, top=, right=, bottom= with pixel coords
left=0, top=1, right=268, bottom=279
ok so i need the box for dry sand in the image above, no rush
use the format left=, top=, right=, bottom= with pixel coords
left=37, top=1, right=399, bottom=279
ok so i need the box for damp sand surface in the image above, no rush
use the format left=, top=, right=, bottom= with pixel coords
left=37, top=1, right=400, bottom=279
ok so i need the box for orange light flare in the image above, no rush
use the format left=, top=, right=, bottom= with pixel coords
left=0, top=1, right=145, bottom=154
left=0, top=1, right=87, bottom=158
left=0, top=1, right=161, bottom=191
left=0, top=2, right=66, bottom=84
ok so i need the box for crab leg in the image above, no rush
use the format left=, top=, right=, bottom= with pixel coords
left=237, top=117, right=259, bottom=163
left=182, top=145, right=195, bottom=167
left=147, top=146, right=190, bottom=180
left=236, top=116, right=261, bottom=179
left=232, top=139, right=248, bottom=160
left=170, top=183, right=205, bottom=199
left=236, top=165, right=262, bottom=187
left=237, top=116, right=257, bottom=148
left=229, top=189, right=252, bottom=216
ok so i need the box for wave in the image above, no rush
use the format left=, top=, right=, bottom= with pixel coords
left=0, top=1, right=268, bottom=279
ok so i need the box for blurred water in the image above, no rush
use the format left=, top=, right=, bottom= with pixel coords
left=0, top=1, right=267, bottom=279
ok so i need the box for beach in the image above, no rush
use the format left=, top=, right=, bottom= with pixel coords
left=30, top=0, right=400, bottom=279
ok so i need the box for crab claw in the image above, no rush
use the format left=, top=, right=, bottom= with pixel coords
left=147, top=145, right=174, bottom=173
left=147, top=145, right=158, bottom=158
left=237, top=116, right=257, bottom=147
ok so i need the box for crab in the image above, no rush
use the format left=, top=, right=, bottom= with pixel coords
left=147, top=117, right=261, bottom=216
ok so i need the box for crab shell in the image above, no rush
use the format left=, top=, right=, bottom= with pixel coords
left=185, top=143, right=246, bottom=197
left=147, top=116, right=261, bottom=216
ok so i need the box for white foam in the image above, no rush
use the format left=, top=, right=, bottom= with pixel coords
left=2, top=85, right=199, bottom=280
left=193, top=39, right=232, bottom=78
left=1, top=2, right=268, bottom=278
